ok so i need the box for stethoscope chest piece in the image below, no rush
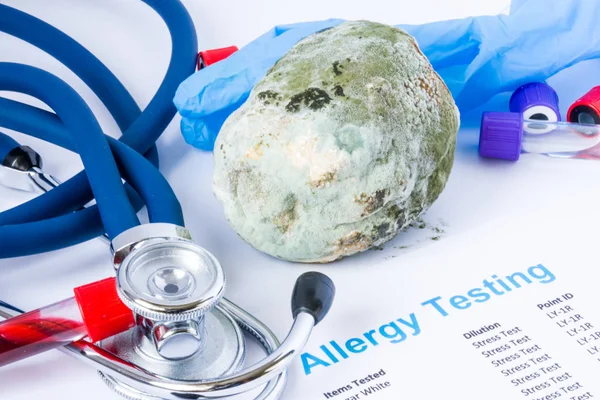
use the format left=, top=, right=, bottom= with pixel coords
left=101, top=224, right=246, bottom=398
left=49, top=223, right=336, bottom=400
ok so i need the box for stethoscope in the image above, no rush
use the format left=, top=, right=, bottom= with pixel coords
left=0, top=1, right=335, bottom=399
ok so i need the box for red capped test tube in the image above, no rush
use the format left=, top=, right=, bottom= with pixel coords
left=197, top=46, right=238, bottom=70
left=0, top=278, right=134, bottom=367
left=567, top=86, right=600, bottom=125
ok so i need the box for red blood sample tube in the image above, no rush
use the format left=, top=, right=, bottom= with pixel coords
left=0, top=277, right=134, bottom=367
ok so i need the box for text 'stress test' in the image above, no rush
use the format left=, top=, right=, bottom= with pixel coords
left=466, top=292, right=596, bottom=400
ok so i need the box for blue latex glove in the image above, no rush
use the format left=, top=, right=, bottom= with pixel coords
left=174, top=0, right=600, bottom=150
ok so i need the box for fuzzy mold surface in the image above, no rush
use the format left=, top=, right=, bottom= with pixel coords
left=213, top=20, right=460, bottom=263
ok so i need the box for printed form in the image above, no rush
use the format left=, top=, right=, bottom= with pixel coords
left=283, top=215, right=600, bottom=400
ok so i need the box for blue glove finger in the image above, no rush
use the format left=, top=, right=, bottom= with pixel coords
left=452, top=0, right=600, bottom=111
left=180, top=101, right=242, bottom=150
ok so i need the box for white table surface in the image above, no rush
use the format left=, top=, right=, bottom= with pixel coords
left=2, top=0, right=600, bottom=399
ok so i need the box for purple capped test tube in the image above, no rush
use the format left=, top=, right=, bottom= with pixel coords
left=479, top=112, right=600, bottom=161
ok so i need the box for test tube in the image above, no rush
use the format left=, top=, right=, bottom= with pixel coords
left=0, top=297, right=86, bottom=366
left=567, top=86, right=600, bottom=125
left=479, top=112, right=600, bottom=161
left=0, top=278, right=134, bottom=367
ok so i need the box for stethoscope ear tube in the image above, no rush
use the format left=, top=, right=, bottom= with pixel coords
left=0, top=63, right=140, bottom=239
left=0, top=0, right=198, bottom=254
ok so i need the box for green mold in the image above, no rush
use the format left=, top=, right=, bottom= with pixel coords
left=212, top=20, right=460, bottom=263
left=285, top=87, right=332, bottom=113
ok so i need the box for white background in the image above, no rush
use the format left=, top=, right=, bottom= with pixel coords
left=2, top=0, right=600, bottom=399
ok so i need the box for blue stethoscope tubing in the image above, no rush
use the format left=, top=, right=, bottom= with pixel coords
left=0, top=0, right=198, bottom=257
left=0, top=64, right=142, bottom=237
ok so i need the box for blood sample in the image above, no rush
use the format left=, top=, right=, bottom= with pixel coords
left=0, top=277, right=134, bottom=366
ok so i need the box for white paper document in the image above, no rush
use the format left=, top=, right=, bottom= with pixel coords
left=283, top=216, right=600, bottom=400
